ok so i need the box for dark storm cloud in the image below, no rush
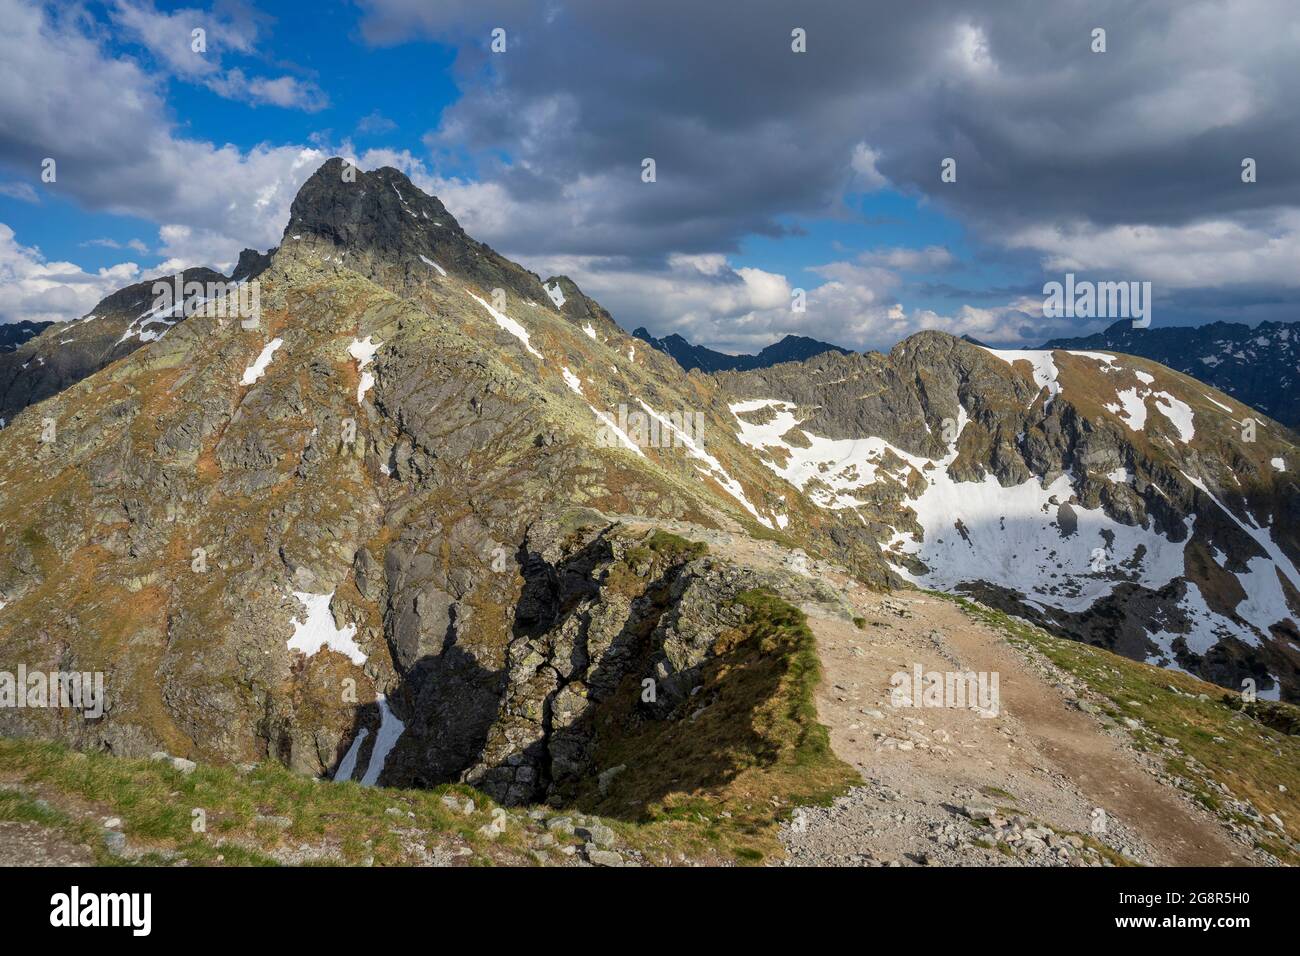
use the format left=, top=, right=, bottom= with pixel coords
left=359, top=0, right=1300, bottom=260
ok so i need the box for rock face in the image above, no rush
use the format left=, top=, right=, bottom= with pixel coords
left=717, top=336, right=1300, bottom=700
left=1043, top=319, right=1300, bottom=430
left=0, top=157, right=1295, bottom=807
left=633, top=328, right=851, bottom=373
left=283, top=158, right=554, bottom=309
left=387, top=515, right=818, bottom=805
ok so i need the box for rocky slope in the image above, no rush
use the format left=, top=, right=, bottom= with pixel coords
left=1043, top=319, right=1300, bottom=431
left=633, top=328, right=850, bottom=373
left=716, top=338, right=1300, bottom=701
left=0, top=251, right=270, bottom=426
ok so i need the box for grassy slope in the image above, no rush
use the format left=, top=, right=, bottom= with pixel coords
left=573, top=588, right=857, bottom=864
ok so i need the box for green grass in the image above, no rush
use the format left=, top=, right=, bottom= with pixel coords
left=0, top=738, right=546, bottom=867
left=980, top=785, right=1016, bottom=801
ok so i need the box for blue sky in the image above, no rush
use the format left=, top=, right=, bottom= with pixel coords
left=1, top=0, right=1297, bottom=352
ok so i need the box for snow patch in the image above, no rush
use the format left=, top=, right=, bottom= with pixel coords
left=1105, top=388, right=1148, bottom=431
left=360, top=696, right=405, bottom=786
left=348, top=336, right=381, bottom=404
left=590, top=406, right=645, bottom=457
left=468, top=292, right=543, bottom=359
left=641, top=399, right=772, bottom=528
left=331, top=695, right=406, bottom=787
left=240, top=338, right=283, bottom=386
left=980, top=348, right=1060, bottom=407
left=1151, top=392, right=1195, bottom=442
left=287, top=591, right=366, bottom=665
left=332, top=729, right=368, bottom=782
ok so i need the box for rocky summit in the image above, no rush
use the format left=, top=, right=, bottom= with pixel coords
left=0, top=161, right=1297, bottom=843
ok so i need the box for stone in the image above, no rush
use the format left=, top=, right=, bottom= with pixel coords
left=597, top=764, right=626, bottom=795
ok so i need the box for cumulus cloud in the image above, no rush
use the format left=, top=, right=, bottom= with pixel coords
left=1007, top=211, right=1300, bottom=289
left=110, top=0, right=328, bottom=111
left=351, top=0, right=1300, bottom=341
left=0, top=223, right=141, bottom=324
left=0, top=1, right=328, bottom=280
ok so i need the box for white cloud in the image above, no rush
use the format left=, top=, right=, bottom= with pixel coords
left=850, top=143, right=890, bottom=192
left=0, top=181, right=38, bottom=203
left=82, top=237, right=151, bottom=254
left=0, top=2, right=333, bottom=295
left=205, top=69, right=329, bottom=112
left=111, top=0, right=327, bottom=111
left=858, top=245, right=954, bottom=271
left=1007, top=210, right=1300, bottom=289
left=0, top=223, right=140, bottom=325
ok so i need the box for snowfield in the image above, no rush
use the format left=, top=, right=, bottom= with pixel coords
left=731, top=393, right=1296, bottom=667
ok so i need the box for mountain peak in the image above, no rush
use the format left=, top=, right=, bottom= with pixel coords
left=282, top=157, right=555, bottom=307
left=284, top=158, right=464, bottom=250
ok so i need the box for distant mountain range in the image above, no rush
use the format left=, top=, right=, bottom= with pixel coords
left=1043, top=320, right=1299, bottom=431
left=0, top=320, right=52, bottom=352
left=632, top=327, right=850, bottom=372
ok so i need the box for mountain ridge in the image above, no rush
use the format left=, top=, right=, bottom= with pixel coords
left=1042, top=318, right=1300, bottom=431
left=632, top=326, right=851, bottom=373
